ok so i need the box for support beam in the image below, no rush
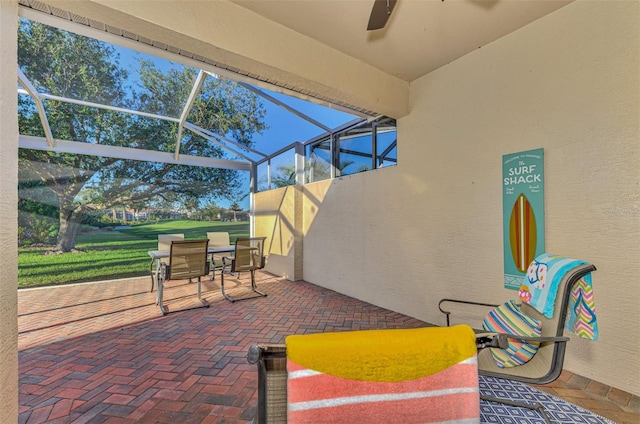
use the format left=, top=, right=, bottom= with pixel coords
left=294, top=142, right=305, bottom=186
left=19, top=135, right=251, bottom=171
left=17, top=69, right=54, bottom=146
left=239, top=82, right=332, bottom=132
left=183, top=122, right=262, bottom=163
left=17, top=89, right=181, bottom=124
left=176, top=70, right=206, bottom=160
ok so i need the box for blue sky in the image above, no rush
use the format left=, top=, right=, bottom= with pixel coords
left=113, top=44, right=356, bottom=209
left=114, top=44, right=355, bottom=155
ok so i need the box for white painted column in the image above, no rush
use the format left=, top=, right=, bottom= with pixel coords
left=0, top=0, right=19, bottom=422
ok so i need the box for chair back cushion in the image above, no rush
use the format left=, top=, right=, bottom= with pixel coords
left=167, top=239, right=209, bottom=280
left=158, top=233, right=184, bottom=251
left=158, top=234, right=185, bottom=266
left=232, top=237, right=266, bottom=272
left=206, top=232, right=230, bottom=247
left=482, top=300, right=542, bottom=368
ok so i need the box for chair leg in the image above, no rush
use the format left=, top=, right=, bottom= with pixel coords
left=149, top=258, right=155, bottom=292
left=220, top=269, right=267, bottom=303
left=210, top=257, right=228, bottom=281
left=158, top=274, right=209, bottom=316
left=196, top=277, right=208, bottom=308
left=481, top=395, right=552, bottom=424
left=157, top=275, right=167, bottom=315
left=250, top=270, right=267, bottom=298
left=220, top=271, right=234, bottom=303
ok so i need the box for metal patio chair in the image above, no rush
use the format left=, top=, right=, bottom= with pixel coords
left=220, top=236, right=267, bottom=302
left=156, top=239, right=210, bottom=315
left=150, top=233, right=185, bottom=292
left=206, top=231, right=231, bottom=279
left=438, top=260, right=597, bottom=424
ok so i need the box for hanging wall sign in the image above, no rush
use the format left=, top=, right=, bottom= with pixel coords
left=502, top=148, right=545, bottom=290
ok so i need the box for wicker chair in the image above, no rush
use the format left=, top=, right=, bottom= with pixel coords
left=247, top=344, right=287, bottom=424
left=246, top=326, right=480, bottom=424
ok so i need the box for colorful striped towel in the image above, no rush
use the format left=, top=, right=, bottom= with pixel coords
left=518, top=253, right=598, bottom=340
left=566, top=273, right=598, bottom=340
left=286, top=325, right=479, bottom=424
left=482, top=300, right=542, bottom=368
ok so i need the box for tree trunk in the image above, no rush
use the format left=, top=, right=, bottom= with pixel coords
left=54, top=207, right=84, bottom=252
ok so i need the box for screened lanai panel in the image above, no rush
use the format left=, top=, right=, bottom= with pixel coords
left=17, top=9, right=397, bottom=203
left=257, top=147, right=297, bottom=190
left=185, top=78, right=268, bottom=163
left=257, top=161, right=270, bottom=191
left=18, top=153, right=247, bottom=217
left=17, top=18, right=196, bottom=120
left=307, top=139, right=332, bottom=183
left=246, top=87, right=354, bottom=157
left=377, top=121, right=397, bottom=168
left=337, top=126, right=374, bottom=176
left=18, top=100, right=182, bottom=150
left=18, top=91, right=43, bottom=137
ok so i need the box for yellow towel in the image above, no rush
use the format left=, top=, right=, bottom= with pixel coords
left=286, top=325, right=476, bottom=382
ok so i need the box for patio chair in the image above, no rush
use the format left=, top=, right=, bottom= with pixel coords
left=206, top=231, right=231, bottom=279
left=438, top=259, right=597, bottom=424
left=220, top=236, right=267, bottom=302
left=156, top=239, right=210, bottom=315
left=246, top=325, right=480, bottom=424
left=150, top=233, right=185, bottom=291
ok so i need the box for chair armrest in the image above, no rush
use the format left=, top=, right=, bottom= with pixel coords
left=247, top=344, right=287, bottom=364
left=475, top=331, right=570, bottom=351
left=476, top=333, right=510, bottom=350
left=438, top=298, right=500, bottom=327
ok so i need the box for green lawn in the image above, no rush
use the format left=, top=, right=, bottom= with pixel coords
left=18, top=220, right=250, bottom=288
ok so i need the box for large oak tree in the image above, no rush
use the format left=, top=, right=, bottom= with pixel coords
left=18, top=20, right=266, bottom=252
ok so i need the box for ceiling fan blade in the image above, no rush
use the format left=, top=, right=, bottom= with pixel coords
left=367, top=0, right=398, bottom=31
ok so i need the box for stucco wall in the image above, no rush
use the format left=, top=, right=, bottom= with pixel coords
left=0, top=0, right=19, bottom=421
left=254, top=186, right=303, bottom=281
left=302, top=1, right=639, bottom=395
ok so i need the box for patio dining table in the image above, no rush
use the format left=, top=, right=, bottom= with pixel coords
left=147, top=245, right=236, bottom=292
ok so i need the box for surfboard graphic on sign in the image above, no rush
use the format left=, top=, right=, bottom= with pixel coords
left=509, top=193, right=537, bottom=273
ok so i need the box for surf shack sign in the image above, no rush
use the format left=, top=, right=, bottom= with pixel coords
left=502, top=148, right=545, bottom=290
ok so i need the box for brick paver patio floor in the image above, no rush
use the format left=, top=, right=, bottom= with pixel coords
left=18, top=272, right=426, bottom=423
left=18, top=271, right=639, bottom=423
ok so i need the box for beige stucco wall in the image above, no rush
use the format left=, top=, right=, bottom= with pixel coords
left=302, top=0, right=640, bottom=396
left=254, top=186, right=303, bottom=281
left=0, top=0, right=19, bottom=421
